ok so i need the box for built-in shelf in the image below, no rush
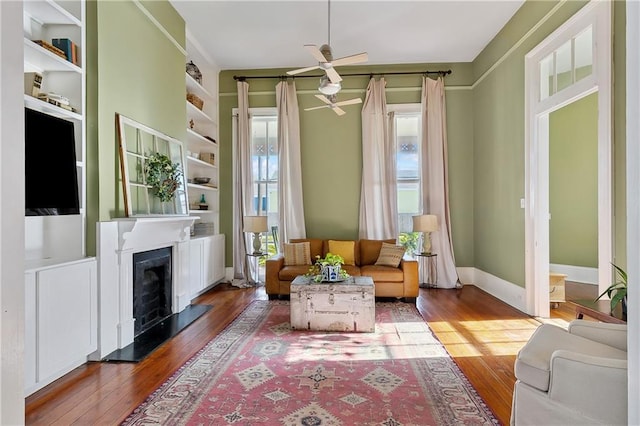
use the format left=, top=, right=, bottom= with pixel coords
left=187, top=156, right=217, bottom=170
left=187, top=183, right=218, bottom=191
left=24, top=94, right=82, bottom=120
left=186, top=128, right=217, bottom=146
left=189, top=210, right=216, bottom=216
left=24, top=38, right=82, bottom=73
left=23, top=0, right=81, bottom=26
left=187, top=101, right=214, bottom=122
left=186, top=73, right=213, bottom=100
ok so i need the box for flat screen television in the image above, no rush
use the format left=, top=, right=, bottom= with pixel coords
left=25, top=108, right=80, bottom=216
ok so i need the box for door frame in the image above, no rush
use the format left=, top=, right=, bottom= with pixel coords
left=524, top=1, right=612, bottom=317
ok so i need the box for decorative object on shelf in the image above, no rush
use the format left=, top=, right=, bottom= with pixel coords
left=198, top=194, right=208, bottom=210
left=24, top=72, right=43, bottom=97
left=306, top=253, right=350, bottom=283
left=193, top=177, right=210, bottom=184
left=187, top=93, right=204, bottom=110
left=200, top=152, right=215, bottom=165
left=189, top=119, right=195, bottom=129
left=412, top=214, right=439, bottom=255
left=186, top=60, right=202, bottom=84
left=37, top=93, right=76, bottom=112
left=144, top=153, right=183, bottom=202
left=32, top=39, right=66, bottom=59
left=243, top=216, right=268, bottom=254
left=595, top=263, right=628, bottom=314
left=52, top=38, right=78, bottom=65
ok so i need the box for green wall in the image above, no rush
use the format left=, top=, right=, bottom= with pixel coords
left=219, top=64, right=475, bottom=267
left=549, top=93, right=598, bottom=267
left=86, top=0, right=186, bottom=254
left=471, top=0, right=626, bottom=287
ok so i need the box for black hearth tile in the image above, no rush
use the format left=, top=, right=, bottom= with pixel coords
left=102, top=304, right=213, bottom=363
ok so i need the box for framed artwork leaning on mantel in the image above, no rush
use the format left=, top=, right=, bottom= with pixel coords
left=116, top=113, right=189, bottom=217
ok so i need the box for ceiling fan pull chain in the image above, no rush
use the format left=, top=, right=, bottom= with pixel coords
left=327, top=0, right=331, bottom=46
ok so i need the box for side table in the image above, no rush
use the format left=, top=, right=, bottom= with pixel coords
left=415, top=252, right=438, bottom=288
left=246, top=252, right=267, bottom=286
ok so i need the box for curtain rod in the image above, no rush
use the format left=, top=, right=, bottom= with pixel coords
left=234, top=69, right=451, bottom=81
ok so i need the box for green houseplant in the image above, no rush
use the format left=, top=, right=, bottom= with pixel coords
left=307, top=253, right=350, bottom=282
left=595, top=263, right=627, bottom=314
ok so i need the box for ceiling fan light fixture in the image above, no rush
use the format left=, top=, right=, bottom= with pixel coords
left=318, top=75, right=341, bottom=95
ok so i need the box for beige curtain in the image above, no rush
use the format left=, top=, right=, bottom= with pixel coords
left=359, top=77, right=398, bottom=239
left=421, top=76, right=460, bottom=288
left=232, top=81, right=254, bottom=288
left=276, top=80, right=306, bottom=246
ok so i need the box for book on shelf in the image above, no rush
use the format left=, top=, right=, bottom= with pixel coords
left=52, top=38, right=78, bottom=65
left=32, top=40, right=65, bottom=59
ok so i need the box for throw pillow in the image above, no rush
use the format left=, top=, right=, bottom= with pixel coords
left=327, top=240, right=356, bottom=265
left=283, top=242, right=312, bottom=266
left=375, top=242, right=406, bottom=267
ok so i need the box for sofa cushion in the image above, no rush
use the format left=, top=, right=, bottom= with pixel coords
left=291, top=238, right=324, bottom=260
left=342, top=265, right=362, bottom=277
left=375, top=242, right=406, bottom=267
left=360, top=265, right=404, bottom=282
left=279, top=265, right=313, bottom=281
left=283, top=242, right=311, bottom=266
left=327, top=240, right=356, bottom=265
left=360, top=239, right=396, bottom=265
left=515, top=323, right=628, bottom=392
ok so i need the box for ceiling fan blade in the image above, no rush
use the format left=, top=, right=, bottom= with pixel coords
left=331, top=52, right=368, bottom=67
left=325, top=67, right=342, bottom=84
left=304, top=105, right=330, bottom=111
left=333, top=107, right=346, bottom=116
left=304, top=44, right=327, bottom=63
left=287, top=65, right=320, bottom=76
left=334, top=98, right=362, bottom=107
left=314, top=94, right=333, bottom=105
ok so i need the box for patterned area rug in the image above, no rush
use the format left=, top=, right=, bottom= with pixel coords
left=122, top=301, right=498, bottom=425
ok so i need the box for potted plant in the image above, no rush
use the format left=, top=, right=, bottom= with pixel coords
left=595, top=263, right=627, bottom=315
left=307, top=253, right=350, bottom=282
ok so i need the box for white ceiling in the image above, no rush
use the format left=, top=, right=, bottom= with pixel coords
left=170, top=0, right=525, bottom=71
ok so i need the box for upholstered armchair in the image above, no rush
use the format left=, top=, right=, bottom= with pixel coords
left=511, top=320, right=627, bottom=425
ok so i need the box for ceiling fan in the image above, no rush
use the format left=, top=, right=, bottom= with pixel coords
left=304, top=94, right=362, bottom=116
left=287, top=0, right=368, bottom=92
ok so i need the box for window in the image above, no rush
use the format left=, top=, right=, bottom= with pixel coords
left=249, top=112, right=279, bottom=257
left=389, top=105, right=421, bottom=254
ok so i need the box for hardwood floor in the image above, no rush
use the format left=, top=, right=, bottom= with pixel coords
left=25, top=283, right=583, bottom=425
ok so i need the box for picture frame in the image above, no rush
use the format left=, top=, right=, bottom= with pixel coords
left=116, top=114, right=189, bottom=216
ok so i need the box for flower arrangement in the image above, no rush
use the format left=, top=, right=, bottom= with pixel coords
left=144, top=152, right=183, bottom=202
left=595, top=263, right=627, bottom=314
left=307, top=253, right=350, bottom=283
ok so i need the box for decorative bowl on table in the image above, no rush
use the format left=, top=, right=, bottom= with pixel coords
left=193, top=177, right=210, bottom=184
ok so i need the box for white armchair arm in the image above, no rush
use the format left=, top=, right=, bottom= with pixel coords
left=548, top=349, right=627, bottom=425
left=568, top=319, right=627, bottom=351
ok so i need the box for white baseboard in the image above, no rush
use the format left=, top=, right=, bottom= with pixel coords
left=458, top=267, right=526, bottom=313
left=549, top=263, right=598, bottom=285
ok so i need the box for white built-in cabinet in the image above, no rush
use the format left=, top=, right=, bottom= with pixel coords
left=189, top=234, right=225, bottom=296
left=185, top=33, right=225, bottom=297
left=24, top=258, right=97, bottom=396
left=22, top=0, right=96, bottom=396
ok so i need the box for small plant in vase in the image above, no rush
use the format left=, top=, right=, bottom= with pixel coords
left=307, top=253, right=350, bottom=282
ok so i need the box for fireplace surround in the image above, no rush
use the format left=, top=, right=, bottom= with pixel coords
left=94, top=217, right=195, bottom=360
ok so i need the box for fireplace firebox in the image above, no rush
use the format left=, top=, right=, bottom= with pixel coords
left=132, top=247, right=172, bottom=337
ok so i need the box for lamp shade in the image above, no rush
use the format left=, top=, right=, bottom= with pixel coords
left=412, top=214, right=439, bottom=232
left=243, top=215, right=268, bottom=233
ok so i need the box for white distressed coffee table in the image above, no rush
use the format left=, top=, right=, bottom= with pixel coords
left=290, top=275, right=375, bottom=332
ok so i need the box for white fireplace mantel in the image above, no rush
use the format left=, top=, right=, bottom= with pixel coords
left=93, top=216, right=196, bottom=360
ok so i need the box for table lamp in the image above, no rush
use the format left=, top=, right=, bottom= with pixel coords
left=412, top=214, right=439, bottom=255
left=243, top=216, right=268, bottom=254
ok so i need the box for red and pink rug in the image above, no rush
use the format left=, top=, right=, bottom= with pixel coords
left=123, top=301, right=498, bottom=425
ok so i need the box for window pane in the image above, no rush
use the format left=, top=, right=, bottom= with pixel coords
left=395, top=112, right=421, bottom=235
left=555, top=40, right=573, bottom=92
left=574, top=26, right=593, bottom=82
left=539, top=52, right=554, bottom=100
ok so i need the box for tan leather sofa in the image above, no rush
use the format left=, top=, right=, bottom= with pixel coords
left=265, top=238, right=419, bottom=302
